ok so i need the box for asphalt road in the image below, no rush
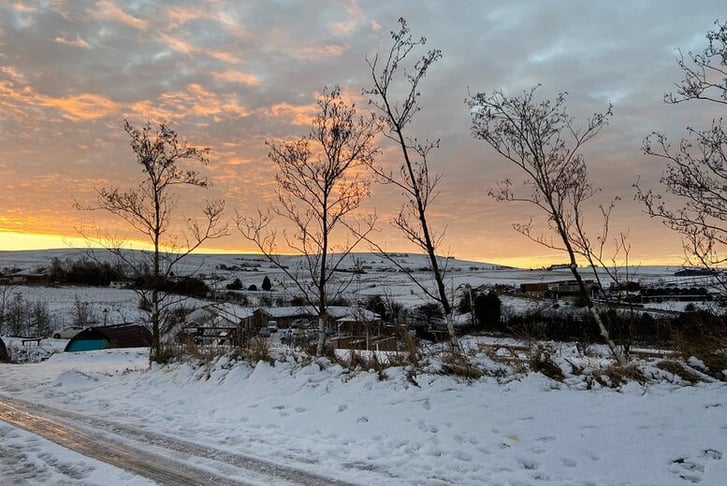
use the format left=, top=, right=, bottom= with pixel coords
left=0, top=396, right=356, bottom=486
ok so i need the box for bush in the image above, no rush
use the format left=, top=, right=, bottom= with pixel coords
left=48, top=257, right=125, bottom=286
left=474, top=291, right=502, bottom=331
left=226, top=278, right=243, bottom=290
left=2, top=293, right=53, bottom=337
left=364, top=295, right=404, bottom=323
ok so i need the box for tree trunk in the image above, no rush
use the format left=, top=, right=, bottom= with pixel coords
left=316, top=315, right=326, bottom=356
left=567, top=264, right=626, bottom=366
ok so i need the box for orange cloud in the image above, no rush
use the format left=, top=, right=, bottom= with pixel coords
left=165, top=5, right=206, bottom=27
left=12, top=3, right=37, bottom=13
left=211, top=70, right=261, bottom=86
left=156, top=32, right=194, bottom=56
left=291, top=43, right=349, bottom=59
left=330, top=0, right=366, bottom=35
left=93, top=1, right=148, bottom=31
left=128, top=84, right=250, bottom=121
left=208, top=50, right=243, bottom=64
left=0, top=66, right=23, bottom=82
left=260, top=102, right=317, bottom=126
left=41, top=93, right=120, bottom=121
left=54, top=33, right=90, bottom=49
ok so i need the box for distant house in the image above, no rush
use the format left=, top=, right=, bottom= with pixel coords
left=547, top=263, right=572, bottom=271
left=520, top=282, right=550, bottom=296
left=674, top=268, right=714, bottom=277
left=555, top=280, right=599, bottom=298
left=253, top=306, right=382, bottom=334
left=253, top=306, right=313, bottom=329
left=2, top=271, right=47, bottom=285
left=326, top=307, right=382, bottom=334
left=109, top=279, right=133, bottom=289
left=182, top=304, right=257, bottom=345
left=64, top=324, right=151, bottom=352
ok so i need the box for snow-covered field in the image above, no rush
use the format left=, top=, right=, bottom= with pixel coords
left=0, top=341, right=725, bottom=485
left=1, top=249, right=726, bottom=484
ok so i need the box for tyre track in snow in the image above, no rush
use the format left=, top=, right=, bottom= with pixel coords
left=0, top=396, right=358, bottom=486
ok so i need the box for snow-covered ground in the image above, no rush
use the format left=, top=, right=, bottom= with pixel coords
left=0, top=421, right=154, bottom=486
left=1, top=249, right=725, bottom=484
left=1, top=343, right=725, bottom=485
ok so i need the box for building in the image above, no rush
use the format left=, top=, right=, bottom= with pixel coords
left=520, top=282, right=550, bottom=297
left=64, top=324, right=151, bottom=352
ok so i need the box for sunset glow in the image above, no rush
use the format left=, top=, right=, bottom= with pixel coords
left=0, top=1, right=722, bottom=268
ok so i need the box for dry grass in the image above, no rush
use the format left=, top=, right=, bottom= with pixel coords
left=594, top=363, right=646, bottom=388
left=673, top=332, right=727, bottom=381
left=656, top=360, right=701, bottom=384
left=440, top=345, right=483, bottom=380
left=526, top=344, right=564, bottom=381
left=244, top=336, right=273, bottom=364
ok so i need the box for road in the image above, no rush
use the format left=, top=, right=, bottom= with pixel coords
left=0, top=396, right=355, bottom=486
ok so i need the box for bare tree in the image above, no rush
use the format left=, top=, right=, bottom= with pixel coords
left=238, top=87, right=378, bottom=355
left=78, top=120, right=227, bottom=363
left=364, top=18, right=458, bottom=343
left=467, top=86, right=626, bottom=364
left=636, top=20, right=727, bottom=291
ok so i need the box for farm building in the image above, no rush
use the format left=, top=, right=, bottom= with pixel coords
left=64, top=324, right=151, bottom=352
left=181, top=304, right=257, bottom=346
left=520, top=282, right=550, bottom=296
left=253, top=306, right=381, bottom=332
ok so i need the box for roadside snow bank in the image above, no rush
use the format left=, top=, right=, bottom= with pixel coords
left=2, top=350, right=726, bottom=485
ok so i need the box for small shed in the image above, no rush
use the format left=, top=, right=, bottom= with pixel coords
left=64, top=324, right=152, bottom=352
left=0, top=337, right=9, bottom=362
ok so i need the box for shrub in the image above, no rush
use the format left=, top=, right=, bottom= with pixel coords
left=474, top=291, right=502, bottom=331
left=526, top=344, right=564, bottom=381
left=440, top=346, right=482, bottom=380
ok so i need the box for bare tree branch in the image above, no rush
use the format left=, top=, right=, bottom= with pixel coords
left=467, top=85, right=626, bottom=364
left=75, top=119, right=228, bottom=362
left=237, top=87, right=378, bottom=355
left=363, top=18, right=458, bottom=344
left=637, top=20, right=727, bottom=292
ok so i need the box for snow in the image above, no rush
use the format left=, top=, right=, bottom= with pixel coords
left=1, top=250, right=726, bottom=483
left=1, top=346, right=726, bottom=485
left=0, top=421, right=154, bottom=486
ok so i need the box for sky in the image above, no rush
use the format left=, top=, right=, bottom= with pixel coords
left=0, top=0, right=724, bottom=268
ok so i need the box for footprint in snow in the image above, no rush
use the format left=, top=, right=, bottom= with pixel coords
left=356, top=416, right=368, bottom=423
left=670, top=457, right=704, bottom=483
left=702, top=449, right=722, bottom=460
left=337, top=404, right=348, bottom=413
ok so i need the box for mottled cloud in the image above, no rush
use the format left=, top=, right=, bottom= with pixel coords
left=0, top=0, right=724, bottom=264
left=42, top=93, right=121, bottom=121
left=92, top=1, right=148, bottom=31
left=54, top=33, right=90, bottom=48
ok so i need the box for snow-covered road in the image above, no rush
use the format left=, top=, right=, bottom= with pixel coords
left=0, top=396, right=355, bottom=485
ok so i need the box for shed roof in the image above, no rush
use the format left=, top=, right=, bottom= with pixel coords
left=64, top=324, right=151, bottom=352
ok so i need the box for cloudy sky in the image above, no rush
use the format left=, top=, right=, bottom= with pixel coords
left=0, top=0, right=723, bottom=267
